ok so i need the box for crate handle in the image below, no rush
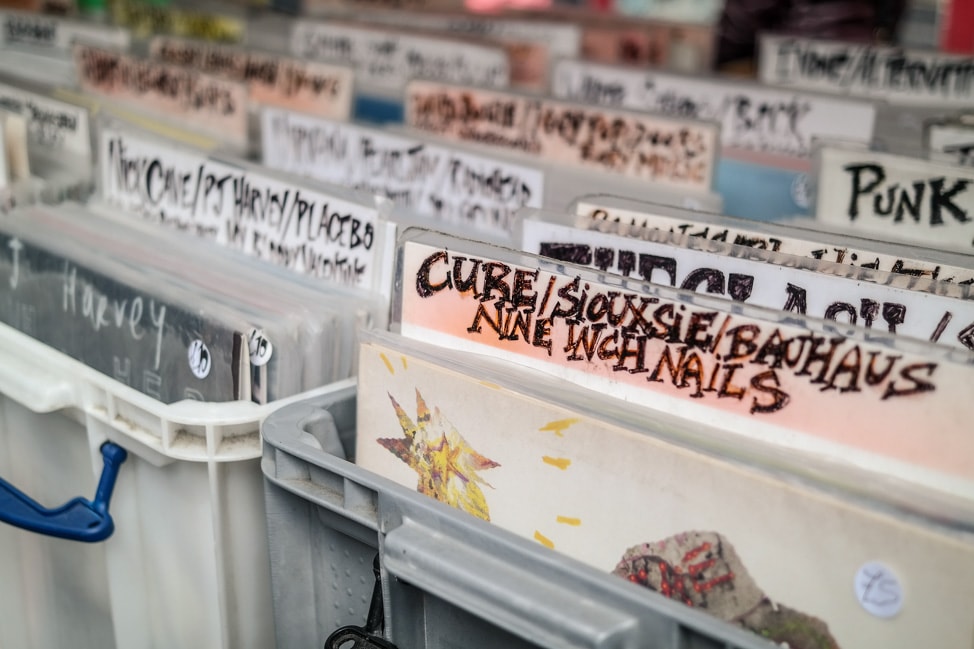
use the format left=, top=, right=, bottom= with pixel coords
left=0, top=442, right=127, bottom=543
left=383, top=519, right=639, bottom=647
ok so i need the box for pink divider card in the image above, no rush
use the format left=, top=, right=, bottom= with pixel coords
left=396, top=233, right=974, bottom=503
left=74, top=45, right=249, bottom=148
left=149, top=37, right=354, bottom=121
left=405, top=80, right=720, bottom=192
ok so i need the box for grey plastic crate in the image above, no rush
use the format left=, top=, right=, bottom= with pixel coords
left=261, top=383, right=777, bottom=649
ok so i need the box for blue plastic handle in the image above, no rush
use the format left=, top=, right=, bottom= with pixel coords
left=0, top=442, right=127, bottom=543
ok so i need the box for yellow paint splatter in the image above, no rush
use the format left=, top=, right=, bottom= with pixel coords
left=380, top=353, right=395, bottom=375
left=380, top=390, right=500, bottom=522
left=400, top=356, right=408, bottom=369
left=538, top=418, right=581, bottom=437
left=534, top=530, right=554, bottom=549
left=542, top=456, right=572, bottom=470
left=556, top=516, right=581, bottom=526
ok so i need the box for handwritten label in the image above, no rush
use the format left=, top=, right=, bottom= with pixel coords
left=398, top=236, right=974, bottom=494
left=405, top=80, right=719, bottom=192
left=112, top=1, right=244, bottom=43
left=928, top=122, right=974, bottom=167
left=291, top=21, right=509, bottom=91
left=815, top=146, right=974, bottom=252
left=522, top=219, right=974, bottom=351
left=74, top=46, right=248, bottom=147
left=150, top=36, right=353, bottom=121
left=855, top=562, right=904, bottom=618
left=262, top=107, right=543, bottom=239
left=759, top=35, right=974, bottom=106
left=61, top=262, right=168, bottom=374
left=552, top=59, right=876, bottom=160
left=248, top=328, right=273, bottom=366
left=100, top=126, right=385, bottom=290
left=574, top=199, right=974, bottom=284
left=0, top=10, right=130, bottom=51
left=0, top=82, right=90, bottom=160
left=188, top=339, right=211, bottom=379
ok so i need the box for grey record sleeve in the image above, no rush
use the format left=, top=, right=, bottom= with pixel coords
left=0, top=230, right=249, bottom=403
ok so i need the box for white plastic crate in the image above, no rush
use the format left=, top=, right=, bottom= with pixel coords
left=0, top=322, right=333, bottom=649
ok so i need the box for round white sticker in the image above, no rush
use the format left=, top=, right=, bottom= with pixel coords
left=188, top=339, right=211, bottom=379
left=248, top=328, right=273, bottom=367
left=854, top=561, right=903, bottom=618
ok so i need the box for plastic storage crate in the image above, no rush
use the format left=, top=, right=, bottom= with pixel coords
left=0, top=322, right=333, bottom=649
left=261, top=384, right=776, bottom=649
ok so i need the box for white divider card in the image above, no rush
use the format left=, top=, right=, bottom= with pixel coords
left=405, top=80, right=720, bottom=192
left=0, top=81, right=91, bottom=162
left=551, top=59, right=877, bottom=161
left=926, top=118, right=974, bottom=166
left=551, top=59, right=876, bottom=219
left=149, top=36, right=354, bottom=121
left=572, top=196, right=974, bottom=284
left=814, top=145, right=974, bottom=252
left=291, top=21, right=509, bottom=94
left=759, top=34, right=974, bottom=106
left=519, top=217, right=974, bottom=351
left=395, top=230, right=974, bottom=505
left=98, top=123, right=395, bottom=296
left=261, top=107, right=544, bottom=241
left=0, top=10, right=131, bottom=51
left=74, top=46, right=249, bottom=149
